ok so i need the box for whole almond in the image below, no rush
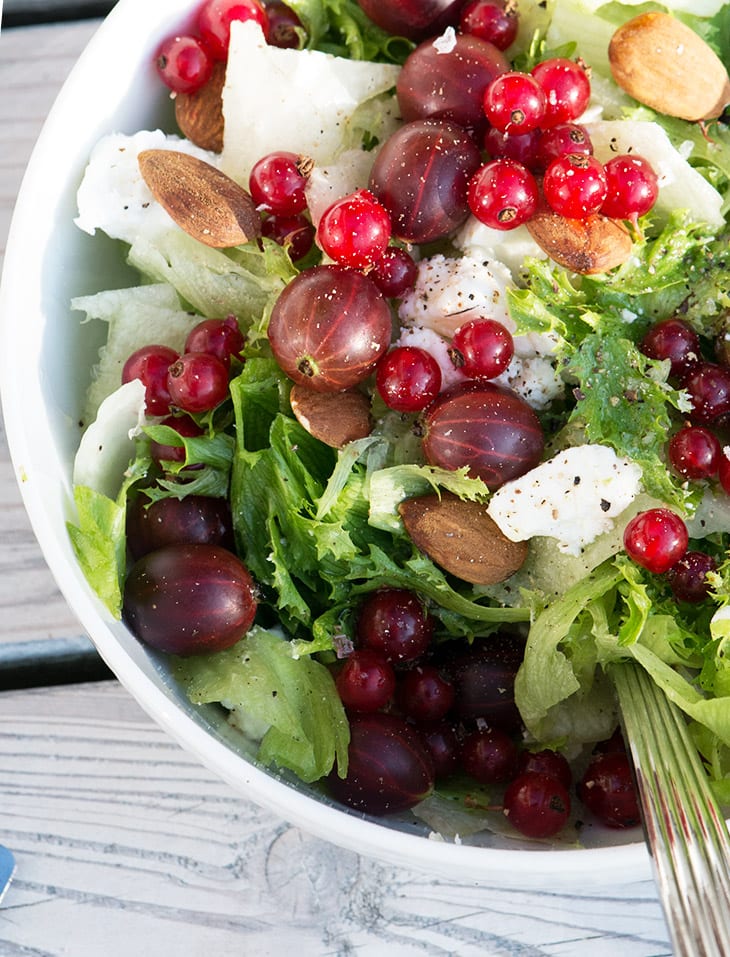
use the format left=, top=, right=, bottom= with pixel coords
left=398, top=491, right=528, bottom=586
left=526, top=205, right=632, bottom=275
left=609, top=13, right=730, bottom=121
left=289, top=384, right=372, bottom=448
left=138, top=149, right=261, bottom=248
left=175, top=61, right=226, bottom=152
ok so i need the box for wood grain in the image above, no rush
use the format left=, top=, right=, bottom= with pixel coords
left=0, top=21, right=100, bottom=646
left=0, top=681, right=672, bottom=956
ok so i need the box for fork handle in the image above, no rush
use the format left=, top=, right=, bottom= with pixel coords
left=613, top=661, right=730, bottom=957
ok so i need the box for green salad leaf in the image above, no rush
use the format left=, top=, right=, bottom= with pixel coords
left=173, top=626, right=349, bottom=782
left=567, top=334, right=690, bottom=507
left=229, top=359, right=530, bottom=648
left=287, top=0, right=413, bottom=62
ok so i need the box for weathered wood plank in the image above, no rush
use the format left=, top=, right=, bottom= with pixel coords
left=0, top=21, right=100, bottom=645
left=0, top=680, right=671, bottom=956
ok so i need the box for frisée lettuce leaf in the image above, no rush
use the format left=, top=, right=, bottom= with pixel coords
left=229, top=358, right=530, bottom=650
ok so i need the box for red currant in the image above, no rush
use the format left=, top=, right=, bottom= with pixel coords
left=483, top=127, right=541, bottom=168
left=459, top=0, right=519, bottom=50
left=265, top=0, right=304, bottom=49
left=368, top=246, right=418, bottom=299
left=155, top=35, right=214, bottom=94
left=149, top=414, right=204, bottom=466
left=483, top=71, right=547, bottom=134
left=543, top=153, right=607, bottom=219
left=719, top=449, right=730, bottom=495
left=449, top=318, right=514, bottom=380
left=460, top=727, right=519, bottom=784
left=515, top=748, right=572, bottom=790
left=682, top=362, right=730, bottom=424
left=623, top=508, right=688, bottom=574
left=667, top=551, right=717, bottom=603
left=249, top=151, right=309, bottom=215
left=467, top=158, right=539, bottom=230
left=122, top=344, right=179, bottom=416
left=335, top=649, right=396, bottom=713
left=639, top=318, right=701, bottom=380
left=668, top=426, right=720, bottom=481
left=534, top=123, right=592, bottom=171
left=421, top=721, right=461, bottom=780
left=396, top=664, right=455, bottom=723
left=531, top=58, right=591, bottom=127
left=261, top=213, right=315, bottom=261
left=577, top=752, right=640, bottom=828
left=197, top=0, right=269, bottom=59
left=600, top=154, right=659, bottom=224
left=503, top=771, right=571, bottom=838
left=317, top=189, right=391, bottom=269
left=184, top=315, right=245, bottom=368
left=357, top=588, right=434, bottom=663
left=375, top=346, right=442, bottom=413
left=167, top=352, right=230, bottom=413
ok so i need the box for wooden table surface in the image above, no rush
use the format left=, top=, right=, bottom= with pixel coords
left=0, top=15, right=674, bottom=956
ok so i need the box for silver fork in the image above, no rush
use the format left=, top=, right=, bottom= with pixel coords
left=612, top=661, right=730, bottom=956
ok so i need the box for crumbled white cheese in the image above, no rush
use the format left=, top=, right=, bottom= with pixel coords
left=487, top=445, right=643, bottom=555
left=433, top=26, right=457, bottom=54
left=393, top=326, right=466, bottom=391
left=493, top=355, right=565, bottom=411
left=398, top=253, right=514, bottom=339
left=75, top=129, right=220, bottom=244
left=453, top=218, right=547, bottom=278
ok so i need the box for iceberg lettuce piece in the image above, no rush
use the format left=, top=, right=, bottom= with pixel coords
left=127, top=231, right=295, bottom=327
left=173, top=626, right=350, bottom=783
left=73, top=379, right=146, bottom=499
left=72, top=283, right=202, bottom=423
left=586, top=119, right=725, bottom=227
left=221, top=20, right=401, bottom=182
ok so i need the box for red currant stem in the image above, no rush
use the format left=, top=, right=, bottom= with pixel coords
left=463, top=794, right=502, bottom=812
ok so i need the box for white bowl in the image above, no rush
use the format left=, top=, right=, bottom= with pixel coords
left=0, top=0, right=651, bottom=890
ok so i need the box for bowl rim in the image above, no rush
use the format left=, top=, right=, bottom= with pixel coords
left=0, top=0, right=652, bottom=889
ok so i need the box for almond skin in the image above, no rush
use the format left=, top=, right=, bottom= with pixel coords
left=289, top=384, right=372, bottom=448
left=398, top=491, right=528, bottom=586
left=609, top=12, right=730, bottom=121
left=526, top=205, right=633, bottom=275
left=138, top=149, right=261, bottom=248
left=175, top=61, right=225, bottom=153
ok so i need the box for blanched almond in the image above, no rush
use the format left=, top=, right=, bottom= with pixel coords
left=526, top=205, right=633, bottom=275
left=609, top=12, right=730, bottom=121
left=398, top=491, right=528, bottom=585
left=175, top=61, right=226, bottom=153
left=289, top=384, right=372, bottom=448
left=138, top=149, right=260, bottom=248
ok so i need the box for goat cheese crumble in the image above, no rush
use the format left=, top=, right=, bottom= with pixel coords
left=487, top=445, right=643, bottom=555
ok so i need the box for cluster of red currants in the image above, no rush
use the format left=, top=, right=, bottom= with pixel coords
left=121, top=314, right=245, bottom=422
left=154, top=0, right=301, bottom=96
left=620, top=315, right=730, bottom=601
left=469, top=58, right=659, bottom=230
left=328, top=587, right=639, bottom=836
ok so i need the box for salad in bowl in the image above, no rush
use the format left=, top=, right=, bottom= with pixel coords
left=5, top=0, right=730, bottom=883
